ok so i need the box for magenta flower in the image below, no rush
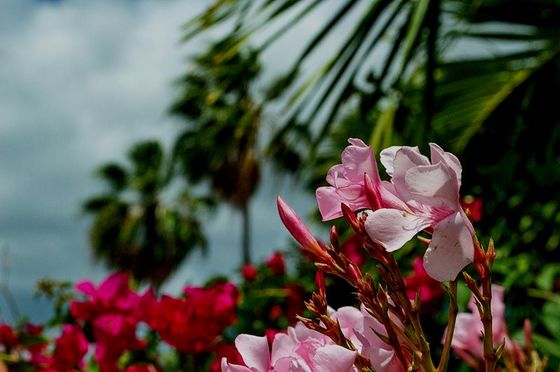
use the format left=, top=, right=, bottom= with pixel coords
left=70, top=272, right=139, bottom=321
left=404, top=257, right=445, bottom=311
left=70, top=272, right=144, bottom=372
left=221, top=322, right=356, bottom=372
left=50, top=324, right=89, bottom=371
left=447, top=285, right=510, bottom=362
left=330, top=306, right=404, bottom=372
left=364, top=144, right=475, bottom=281
left=265, top=252, right=286, bottom=276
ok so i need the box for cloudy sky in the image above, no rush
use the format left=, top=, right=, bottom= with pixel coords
left=0, top=0, right=340, bottom=323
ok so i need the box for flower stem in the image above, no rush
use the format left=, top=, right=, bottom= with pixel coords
left=437, top=279, right=458, bottom=372
left=481, top=274, right=497, bottom=372
left=387, top=255, right=436, bottom=372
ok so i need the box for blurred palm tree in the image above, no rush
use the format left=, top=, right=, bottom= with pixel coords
left=183, top=0, right=560, bottom=162
left=170, top=38, right=262, bottom=264
left=83, top=141, right=208, bottom=289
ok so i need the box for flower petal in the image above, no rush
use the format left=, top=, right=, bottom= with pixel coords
left=429, top=143, right=462, bottom=186
left=234, top=334, right=270, bottom=371
left=340, top=138, right=381, bottom=184
left=379, top=181, right=409, bottom=211
left=391, top=147, right=430, bottom=201
left=316, top=186, right=368, bottom=220
left=75, top=281, right=96, bottom=297
left=379, top=146, right=401, bottom=176
left=221, top=357, right=253, bottom=372
left=404, top=162, right=458, bottom=209
left=423, top=212, right=474, bottom=281
left=450, top=313, right=483, bottom=355
left=364, top=209, right=431, bottom=252
left=312, top=344, right=357, bottom=372
left=270, top=333, right=297, bottom=366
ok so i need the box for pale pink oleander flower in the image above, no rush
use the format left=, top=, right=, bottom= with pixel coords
left=221, top=322, right=356, bottom=372
left=315, top=140, right=474, bottom=281
left=446, top=285, right=511, bottom=363
left=330, top=306, right=404, bottom=372
left=316, top=138, right=407, bottom=221
left=364, top=144, right=475, bottom=281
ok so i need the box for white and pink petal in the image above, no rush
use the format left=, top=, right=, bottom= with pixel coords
left=404, top=163, right=458, bottom=210
left=423, top=212, right=474, bottom=281
left=364, top=209, right=431, bottom=252
left=234, top=334, right=270, bottom=371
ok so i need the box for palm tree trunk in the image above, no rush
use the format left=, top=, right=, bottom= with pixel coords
left=241, top=202, right=251, bottom=264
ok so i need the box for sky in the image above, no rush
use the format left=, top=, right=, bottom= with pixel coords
left=0, top=0, right=336, bottom=324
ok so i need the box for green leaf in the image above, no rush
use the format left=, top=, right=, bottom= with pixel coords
left=536, top=264, right=560, bottom=290
left=542, top=301, right=560, bottom=340
left=369, top=96, right=398, bottom=151
left=397, top=0, right=430, bottom=78
left=532, top=333, right=560, bottom=358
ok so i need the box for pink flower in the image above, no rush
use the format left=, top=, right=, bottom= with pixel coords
left=316, top=139, right=405, bottom=221
left=314, top=139, right=474, bottom=281
left=364, top=144, right=475, bottom=281
left=447, top=285, right=511, bottom=364
left=222, top=322, right=356, bottom=372
left=330, top=306, right=404, bottom=372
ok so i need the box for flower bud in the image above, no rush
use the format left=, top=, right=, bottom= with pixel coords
left=315, top=271, right=326, bottom=299
left=364, top=173, right=382, bottom=210
left=341, top=203, right=360, bottom=232
left=277, top=196, right=328, bottom=262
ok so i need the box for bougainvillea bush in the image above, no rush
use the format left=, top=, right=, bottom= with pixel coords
left=0, top=139, right=552, bottom=371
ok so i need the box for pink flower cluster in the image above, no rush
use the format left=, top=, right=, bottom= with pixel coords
left=222, top=322, right=356, bottom=372
left=222, top=306, right=405, bottom=372
left=316, top=139, right=476, bottom=281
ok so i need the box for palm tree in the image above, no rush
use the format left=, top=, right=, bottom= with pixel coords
left=83, top=141, right=208, bottom=289
left=183, top=0, right=559, bottom=159
left=170, top=38, right=261, bottom=264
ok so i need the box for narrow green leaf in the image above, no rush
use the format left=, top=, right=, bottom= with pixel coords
left=397, top=0, right=430, bottom=78
left=369, top=96, right=398, bottom=151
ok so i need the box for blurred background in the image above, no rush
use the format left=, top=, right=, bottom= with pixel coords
left=0, top=0, right=315, bottom=323
left=1, top=0, right=559, bottom=368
